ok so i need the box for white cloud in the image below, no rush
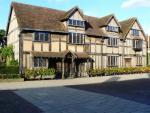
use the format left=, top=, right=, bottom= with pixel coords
left=121, top=0, right=150, bottom=9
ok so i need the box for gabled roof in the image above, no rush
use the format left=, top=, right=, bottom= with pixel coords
left=61, top=6, right=86, bottom=21
left=7, top=2, right=107, bottom=37
left=6, top=2, right=145, bottom=39
left=120, top=17, right=146, bottom=39
left=99, top=14, right=121, bottom=27
left=11, top=2, right=67, bottom=33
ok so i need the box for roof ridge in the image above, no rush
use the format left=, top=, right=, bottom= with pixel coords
left=120, top=17, right=137, bottom=23
left=11, top=1, right=66, bottom=13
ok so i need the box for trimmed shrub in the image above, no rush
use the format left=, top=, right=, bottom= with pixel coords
left=89, top=67, right=150, bottom=77
left=0, top=66, right=19, bottom=74
left=0, top=74, right=20, bottom=79
left=25, top=68, right=56, bottom=80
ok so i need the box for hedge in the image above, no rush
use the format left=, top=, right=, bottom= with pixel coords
left=0, top=74, right=20, bottom=79
left=0, top=66, right=19, bottom=74
left=89, top=67, right=150, bottom=77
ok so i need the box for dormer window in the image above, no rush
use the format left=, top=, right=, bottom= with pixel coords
left=68, top=19, right=85, bottom=27
left=106, top=26, right=119, bottom=32
left=131, top=29, right=139, bottom=36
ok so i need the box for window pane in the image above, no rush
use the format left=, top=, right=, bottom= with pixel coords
left=68, top=19, right=72, bottom=25
left=44, top=33, right=49, bottom=41
left=73, top=33, right=76, bottom=43
left=40, top=33, right=45, bottom=41
left=42, top=58, right=46, bottom=67
left=34, top=58, right=38, bottom=67
left=81, top=21, right=84, bottom=27
left=77, top=33, right=80, bottom=43
left=73, top=20, right=76, bottom=25
left=35, top=32, right=39, bottom=41
left=77, top=20, right=80, bottom=26
left=69, top=33, right=72, bottom=43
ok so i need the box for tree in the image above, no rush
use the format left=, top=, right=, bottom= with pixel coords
left=0, top=29, right=6, bottom=47
left=0, top=45, right=14, bottom=65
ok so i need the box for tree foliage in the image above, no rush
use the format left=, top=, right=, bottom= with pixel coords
left=1, top=45, right=13, bottom=58
left=0, top=29, right=5, bottom=39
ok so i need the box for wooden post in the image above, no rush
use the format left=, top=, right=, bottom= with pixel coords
left=62, top=59, right=65, bottom=79
left=71, top=58, right=74, bottom=78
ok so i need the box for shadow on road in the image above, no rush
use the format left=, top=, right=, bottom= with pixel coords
left=66, top=78, right=150, bottom=105
left=0, top=90, right=43, bottom=113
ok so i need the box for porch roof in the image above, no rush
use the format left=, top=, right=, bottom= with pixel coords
left=31, top=50, right=91, bottom=59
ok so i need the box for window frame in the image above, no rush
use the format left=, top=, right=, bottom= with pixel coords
left=131, top=29, right=139, bottom=36
left=106, top=26, right=119, bottom=32
left=107, top=55, right=119, bottom=67
left=68, top=32, right=85, bottom=44
left=108, top=37, right=119, bottom=47
left=34, top=57, right=47, bottom=67
left=133, top=39, right=143, bottom=50
left=68, top=19, right=85, bottom=28
left=136, top=56, right=142, bottom=66
left=34, top=32, right=49, bottom=42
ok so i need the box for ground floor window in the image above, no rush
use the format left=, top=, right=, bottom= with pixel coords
left=107, top=55, right=118, bottom=67
left=136, top=56, right=142, bottom=66
left=34, top=57, right=47, bottom=67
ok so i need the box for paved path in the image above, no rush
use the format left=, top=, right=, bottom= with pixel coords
left=0, top=73, right=150, bottom=90
left=1, top=74, right=150, bottom=113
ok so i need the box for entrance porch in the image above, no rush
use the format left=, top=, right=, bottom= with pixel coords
left=32, top=50, right=93, bottom=79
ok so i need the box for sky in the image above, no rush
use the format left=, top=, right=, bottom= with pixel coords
left=0, top=0, right=150, bottom=34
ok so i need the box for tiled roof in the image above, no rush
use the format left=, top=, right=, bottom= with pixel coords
left=31, top=50, right=90, bottom=59
left=120, top=18, right=136, bottom=39
left=10, top=2, right=145, bottom=39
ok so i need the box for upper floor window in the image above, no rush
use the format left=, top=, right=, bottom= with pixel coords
left=107, top=55, right=118, bottom=67
left=68, top=19, right=85, bottom=28
left=133, top=39, right=142, bottom=51
left=34, top=32, right=49, bottom=42
left=68, top=32, right=85, bottom=44
left=131, top=29, right=139, bottom=36
left=108, top=37, right=118, bottom=47
left=106, top=26, right=119, bottom=32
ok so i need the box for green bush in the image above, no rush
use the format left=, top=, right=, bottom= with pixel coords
left=25, top=68, right=56, bottom=79
left=0, top=74, right=20, bottom=79
left=89, top=67, right=150, bottom=77
left=9, top=60, right=19, bottom=66
left=0, top=66, right=19, bottom=74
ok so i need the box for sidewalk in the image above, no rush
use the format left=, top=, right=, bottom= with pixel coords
left=0, top=73, right=150, bottom=90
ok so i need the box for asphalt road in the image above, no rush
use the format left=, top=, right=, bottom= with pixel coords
left=1, top=78, right=150, bottom=113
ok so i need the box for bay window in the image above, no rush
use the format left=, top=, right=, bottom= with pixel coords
left=133, top=39, right=142, bottom=51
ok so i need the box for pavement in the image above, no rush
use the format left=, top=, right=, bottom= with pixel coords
left=1, top=74, right=150, bottom=113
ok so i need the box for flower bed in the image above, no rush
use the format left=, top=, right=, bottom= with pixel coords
left=24, top=68, right=56, bottom=80
left=89, top=67, right=150, bottom=77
